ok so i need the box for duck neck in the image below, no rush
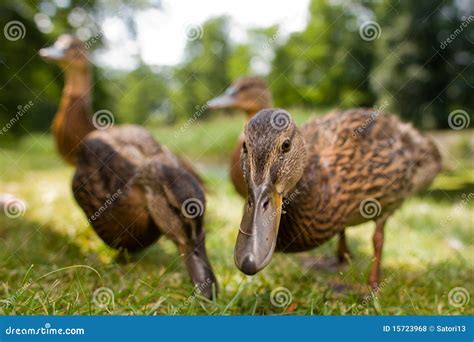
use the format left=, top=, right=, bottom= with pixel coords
left=244, top=98, right=273, bottom=121
left=53, top=66, right=95, bottom=165
left=244, top=109, right=260, bottom=120
left=63, top=67, right=92, bottom=98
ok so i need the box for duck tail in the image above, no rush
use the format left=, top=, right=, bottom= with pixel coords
left=401, top=123, right=443, bottom=192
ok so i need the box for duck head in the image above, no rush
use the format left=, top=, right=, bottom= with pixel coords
left=40, top=34, right=89, bottom=70
left=208, top=77, right=273, bottom=117
left=235, top=108, right=307, bottom=275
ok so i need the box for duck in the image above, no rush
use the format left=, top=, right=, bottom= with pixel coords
left=40, top=35, right=217, bottom=298
left=208, top=77, right=273, bottom=198
left=208, top=77, right=354, bottom=266
left=232, top=108, right=441, bottom=289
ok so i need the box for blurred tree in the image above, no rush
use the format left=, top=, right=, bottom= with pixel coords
left=172, top=16, right=232, bottom=120
left=227, top=44, right=251, bottom=80
left=372, top=0, right=473, bottom=128
left=115, top=64, right=171, bottom=125
left=0, top=4, right=61, bottom=139
left=270, top=0, right=376, bottom=109
left=0, top=0, right=159, bottom=138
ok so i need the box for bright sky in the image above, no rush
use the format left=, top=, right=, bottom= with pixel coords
left=96, top=0, right=310, bottom=69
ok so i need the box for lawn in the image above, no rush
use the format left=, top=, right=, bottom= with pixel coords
left=0, top=111, right=473, bottom=315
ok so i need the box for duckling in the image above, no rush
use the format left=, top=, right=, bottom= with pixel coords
left=40, top=35, right=217, bottom=298
left=208, top=77, right=353, bottom=266
left=208, top=77, right=273, bottom=197
left=234, top=108, right=441, bottom=289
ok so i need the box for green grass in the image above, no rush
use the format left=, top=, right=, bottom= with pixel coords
left=0, top=112, right=473, bottom=315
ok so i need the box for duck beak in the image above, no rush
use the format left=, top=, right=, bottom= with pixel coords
left=207, top=92, right=237, bottom=110
left=235, top=182, right=282, bottom=275
left=184, top=242, right=217, bottom=299
left=39, top=46, right=65, bottom=62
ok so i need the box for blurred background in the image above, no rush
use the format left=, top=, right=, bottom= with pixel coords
left=0, top=0, right=472, bottom=315
left=1, top=0, right=473, bottom=135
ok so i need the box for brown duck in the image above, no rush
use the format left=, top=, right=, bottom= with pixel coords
left=232, top=108, right=441, bottom=288
left=208, top=77, right=273, bottom=197
left=208, top=77, right=355, bottom=266
left=40, top=35, right=217, bottom=298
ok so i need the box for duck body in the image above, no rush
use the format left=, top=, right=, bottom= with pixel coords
left=72, top=125, right=164, bottom=251
left=276, top=108, right=441, bottom=252
left=229, top=134, right=247, bottom=197
left=40, top=35, right=217, bottom=297
left=234, top=108, right=441, bottom=288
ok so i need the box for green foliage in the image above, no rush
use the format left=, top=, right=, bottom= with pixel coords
left=372, top=0, right=474, bottom=128
left=1, top=0, right=472, bottom=138
left=0, top=5, right=60, bottom=136
left=172, top=16, right=232, bottom=120
left=270, top=0, right=376, bottom=109
left=114, top=65, right=171, bottom=124
left=227, top=44, right=251, bottom=80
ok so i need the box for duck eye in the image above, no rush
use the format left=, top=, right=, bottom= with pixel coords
left=281, top=139, right=291, bottom=152
left=242, top=142, right=247, bottom=153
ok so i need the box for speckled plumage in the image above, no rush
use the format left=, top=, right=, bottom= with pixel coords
left=236, top=108, right=442, bottom=287
left=276, top=108, right=442, bottom=252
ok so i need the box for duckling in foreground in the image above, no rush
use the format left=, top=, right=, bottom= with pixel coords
left=40, top=35, right=217, bottom=298
left=235, top=108, right=441, bottom=288
left=209, top=77, right=352, bottom=266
